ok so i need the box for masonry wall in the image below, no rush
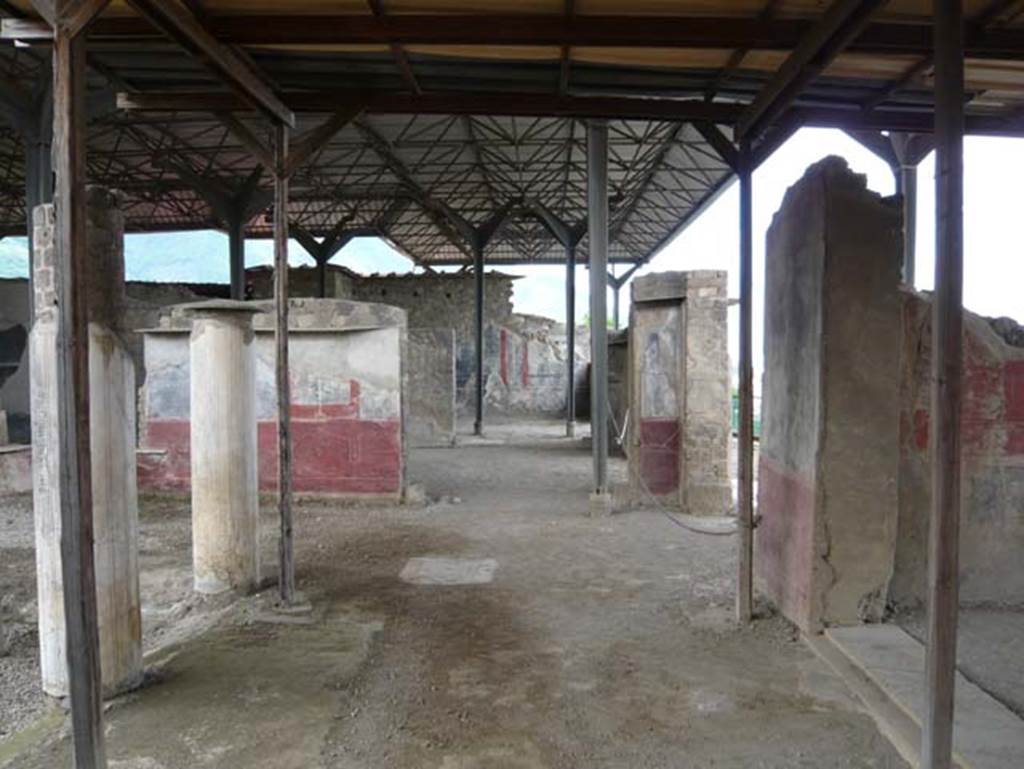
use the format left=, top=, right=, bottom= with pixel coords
left=757, top=158, right=902, bottom=633
left=890, top=296, right=1024, bottom=610
left=0, top=279, right=30, bottom=440
left=138, top=298, right=406, bottom=501
left=626, top=271, right=731, bottom=515
left=350, top=273, right=588, bottom=419
left=407, top=328, right=457, bottom=447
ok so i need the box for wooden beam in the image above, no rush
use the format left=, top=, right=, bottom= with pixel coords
left=25, top=0, right=55, bottom=26
left=123, top=0, right=294, bottom=126
left=282, top=102, right=364, bottom=179
left=736, top=0, right=887, bottom=141
left=118, top=90, right=745, bottom=124
left=9, top=14, right=1024, bottom=58
left=214, top=112, right=274, bottom=171
left=922, top=1, right=964, bottom=766
left=273, top=121, right=295, bottom=606
left=59, top=0, right=111, bottom=38
left=844, top=129, right=899, bottom=167
left=51, top=11, right=105, bottom=768
left=365, top=0, right=421, bottom=95
left=693, top=121, right=739, bottom=171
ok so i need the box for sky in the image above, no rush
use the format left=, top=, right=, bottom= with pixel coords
left=1, top=127, right=1021, bottom=385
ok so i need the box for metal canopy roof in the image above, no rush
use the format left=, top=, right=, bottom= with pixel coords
left=0, top=0, right=1023, bottom=267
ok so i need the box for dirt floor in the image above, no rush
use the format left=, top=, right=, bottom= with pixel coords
left=2, top=419, right=907, bottom=768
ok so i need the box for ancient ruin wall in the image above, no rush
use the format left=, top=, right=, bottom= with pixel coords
left=891, top=296, right=1024, bottom=610
left=757, top=157, right=902, bottom=633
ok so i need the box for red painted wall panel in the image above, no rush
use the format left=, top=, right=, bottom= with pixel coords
left=638, top=418, right=680, bottom=496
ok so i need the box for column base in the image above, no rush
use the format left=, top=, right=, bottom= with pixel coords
left=588, top=491, right=614, bottom=518
left=473, top=420, right=483, bottom=436
left=566, top=421, right=576, bottom=438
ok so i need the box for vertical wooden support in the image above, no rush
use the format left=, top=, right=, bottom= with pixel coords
left=612, top=279, right=621, bottom=330
left=228, top=213, right=245, bottom=300
left=736, top=141, right=755, bottom=624
left=922, top=1, right=964, bottom=767
left=587, top=120, right=609, bottom=495
left=473, top=242, right=485, bottom=436
left=565, top=242, right=576, bottom=438
left=316, top=257, right=328, bottom=298
left=274, top=122, right=295, bottom=605
left=52, top=24, right=106, bottom=769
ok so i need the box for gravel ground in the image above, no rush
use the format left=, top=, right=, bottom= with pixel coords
left=4, top=420, right=906, bottom=767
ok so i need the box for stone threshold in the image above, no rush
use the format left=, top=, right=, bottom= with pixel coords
left=805, top=623, right=1024, bottom=769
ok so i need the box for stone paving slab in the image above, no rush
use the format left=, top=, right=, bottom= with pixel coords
left=827, top=624, right=1024, bottom=769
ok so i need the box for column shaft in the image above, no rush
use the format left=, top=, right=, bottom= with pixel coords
left=189, top=305, right=261, bottom=594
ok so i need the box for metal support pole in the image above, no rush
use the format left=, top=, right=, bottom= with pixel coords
left=565, top=242, right=576, bottom=438
left=228, top=213, right=246, bottom=300
left=736, top=142, right=755, bottom=624
left=922, top=1, right=964, bottom=767
left=587, top=120, right=609, bottom=495
left=901, top=163, right=918, bottom=286
left=473, top=243, right=485, bottom=436
left=273, top=123, right=295, bottom=606
left=52, top=24, right=106, bottom=769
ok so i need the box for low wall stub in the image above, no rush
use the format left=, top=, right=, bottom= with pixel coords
left=138, top=298, right=406, bottom=501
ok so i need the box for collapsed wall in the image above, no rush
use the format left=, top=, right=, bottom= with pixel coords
left=891, top=297, right=1024, bottom=610
left=757, top=158, right=902, bottom=633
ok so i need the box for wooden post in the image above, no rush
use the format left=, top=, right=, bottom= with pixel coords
left=316, top=256, right=328, bottom=298
left=227, top=212, right=246, bottom=300
left=736, top=141, right=755, bottom=624
left=52, top=20, right=106, bottom=769
left=274, top=122, right=295, bottom=605
left=922, top=1, right=964, bottom=767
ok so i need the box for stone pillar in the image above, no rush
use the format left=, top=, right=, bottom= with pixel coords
left=186, top=301, right=261, bottom=595
left=627, top=271, right=730, bottom=516
left=756, top=157, right=901, bottom=633
left=30, top=188, right=143, bottom=698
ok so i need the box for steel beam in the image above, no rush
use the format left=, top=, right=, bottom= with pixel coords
left=900, top=161, right=918, bottom=285
left=922, top=1, right=964, bottom=767
left=587, top=120, right=609, bottom=496
left=736, top=141, right=755, bottom=625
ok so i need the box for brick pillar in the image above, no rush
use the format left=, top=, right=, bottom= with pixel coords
left=30, top=187, right=143, bottom=697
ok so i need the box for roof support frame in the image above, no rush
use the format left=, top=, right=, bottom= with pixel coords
left=736, top=0, right=888, bottom=142
left=122, top=0, right=294, bottom=126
